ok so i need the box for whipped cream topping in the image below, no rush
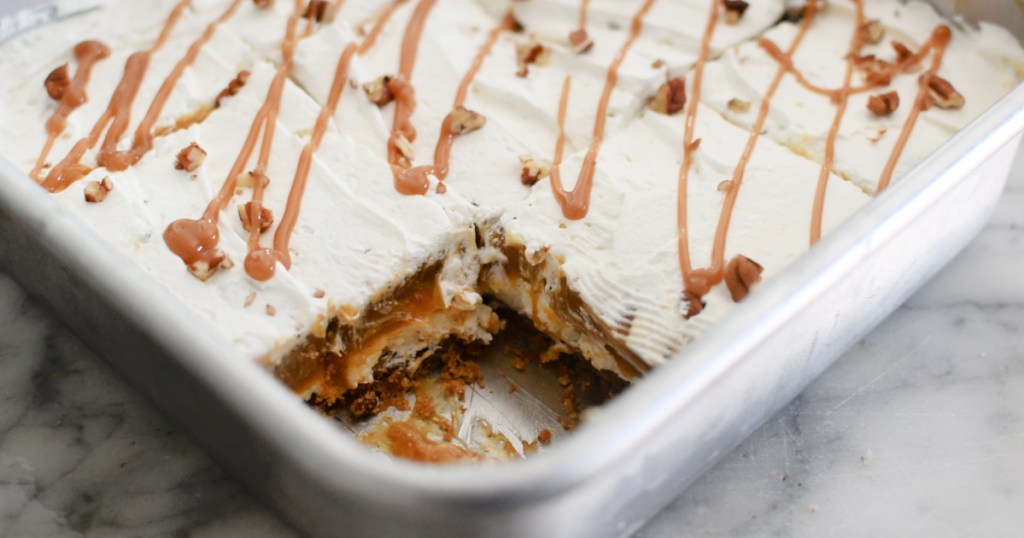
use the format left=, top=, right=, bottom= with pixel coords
left=0, top=0, right=1020, bottom=378
left=701, top=0, right=1024, bottom=194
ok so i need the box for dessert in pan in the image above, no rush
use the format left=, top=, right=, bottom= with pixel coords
left=0, top=0, right=1020, bottom=461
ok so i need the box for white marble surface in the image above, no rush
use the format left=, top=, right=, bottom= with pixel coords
left=2, top=149, right=1023, bottom=537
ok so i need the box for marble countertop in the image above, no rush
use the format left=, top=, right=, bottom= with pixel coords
left=2, top=151, right=1022, bottom=537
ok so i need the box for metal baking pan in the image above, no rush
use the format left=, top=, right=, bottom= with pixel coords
left=2, top=2, right=1023, bottom=536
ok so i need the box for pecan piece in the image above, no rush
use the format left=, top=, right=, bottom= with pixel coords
left=723, top=0, right=750, bottom=25
left=44, top=63, right=70, bottom=101
left=649, top=77, right=687, bottom=115
left=215, top=70, right=250, bottom=108
left=568, top=29, right=593, bottom=54
left=187, top=251, right=230, bottom=282
left=925, top=75, right=964, bottom=109
left=238, top=202, right=274, bottom=234
left=682, top=290, right=704, bottom=319
left=237, top=169, right=270, bottom=188
left=83, top=177, right=113, bottom=203
left=855, top=54, right=893, bottom=87
left=727, top=97, right=751, bottom=113
left=867, top=91, right=899, bottom=116
left=448, top=106, right=486, bottom=135
left=858, top=19, right=884, bottom=45
left=891, top=41, right=913, bottom=64
left=519, top=155, right=550, bottom=186
left=724, top=254, right=763, bottom=302
left=363, top=75, right=395, bottom=106
left=515, top=38, right=550, bottom=77
left=175, top=142, right=207, bottom=172
left=392, top=133, right=415, bottom=168
left=303, top=0, right=336, bottom=23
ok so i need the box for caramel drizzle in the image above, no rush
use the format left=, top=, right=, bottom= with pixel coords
left=810, top=0, right=865, bottom=245
left=387, top=0, right=439, bottom=194
left=757, top=11, right=953, bottom=235
left=758, top=35, right=937, bottom=100
left=675, top=0, right=719, bottom=295
left=164, top=0, right=314, bottom=281
left=99, top=0, right=246, bottom=173
left=875, top=25, right=951, bottom=192
left=398, top=14, right=516, bottom=194
left=165, top=0, right=404, bottom=280
left=39, top=0, right=191, bottom=192
left=578, top=0, right=591, bottom=31
left=683, top=1, right=821, bottom=298
left=549, top=0, right=657, bottom=220
left=30, top=41, right=111, bottom=181
left=260, top=0, right=408, bottom=277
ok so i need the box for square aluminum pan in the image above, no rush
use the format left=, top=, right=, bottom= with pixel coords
left=2, top=2, right=1023, bottom=536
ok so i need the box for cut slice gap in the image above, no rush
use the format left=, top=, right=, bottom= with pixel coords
left=326, top=310, right=627, bottom=463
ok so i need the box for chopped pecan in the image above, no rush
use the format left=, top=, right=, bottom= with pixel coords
left=649, top=77, right=687, bottom=115
left=363, top=75, right=395, bottom=106
left=568, top=29, right=593, bottom=53
left=83, top=177, right=113, bottom=203
left=891, top=41, right=913, bottom=64
left=858, top=19, right=884, bottom=45
left=855, top=54, right=893, bottom=87
left=303, top=0, right=335, bottom=23
left=515, top=38, right=550, bottom=77
left=188, top=251, right=227, bottom=282
left=392, top=133, right=415, bottom=168
left=519, top=155, right=550, bottom=186
left=215, top=70, right=250, bottom=108
left=925, top=74, right=964, bottom=109
left=682, top=290, right=704, bottom=319
left=44, top=63, right=70, bottom=101
left=723, top=0, right=750, bottom=25
left=724, top=254, right=763, bottom=302
left=448, top=106, right=486, bottom=135
left=727, top=97, right=751, bottom=113
left=237, top=169, right=270, bottom=188
left=238, top=202, right=274, bottom=234
left=175, top=142, right=207, bottom=172
left=866, top=91, right=899, bottom=116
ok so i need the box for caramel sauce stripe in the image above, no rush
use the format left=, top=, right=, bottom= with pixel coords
left=549, top=0, right=658, bottom=220
left=682, top=1, right=820, bottom=298
left=274, top=0, right=410, bottom=271
left=810, top=0, right=864, bottom=245
left=387, top=0, right=440, bottom=194
left=398, top=13, right=516, bottom=193
left=40, top=0, right=191, bottom=192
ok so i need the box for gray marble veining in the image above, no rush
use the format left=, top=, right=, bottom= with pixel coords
left=2, top=154, right=1023, bottom=536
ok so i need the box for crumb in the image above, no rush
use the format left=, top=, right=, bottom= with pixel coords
left=537, top=429, right=552, bottom=444
left=507, top=383, right=518, bottom=394
left=265, top=304, right=276, bottom=316
left=244, top=291, right=256, bottom=307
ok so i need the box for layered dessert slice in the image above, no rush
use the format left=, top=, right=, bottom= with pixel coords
left=0, top=1, right=499, bottom=407
left=1, top=0, right=1023, bottom=460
